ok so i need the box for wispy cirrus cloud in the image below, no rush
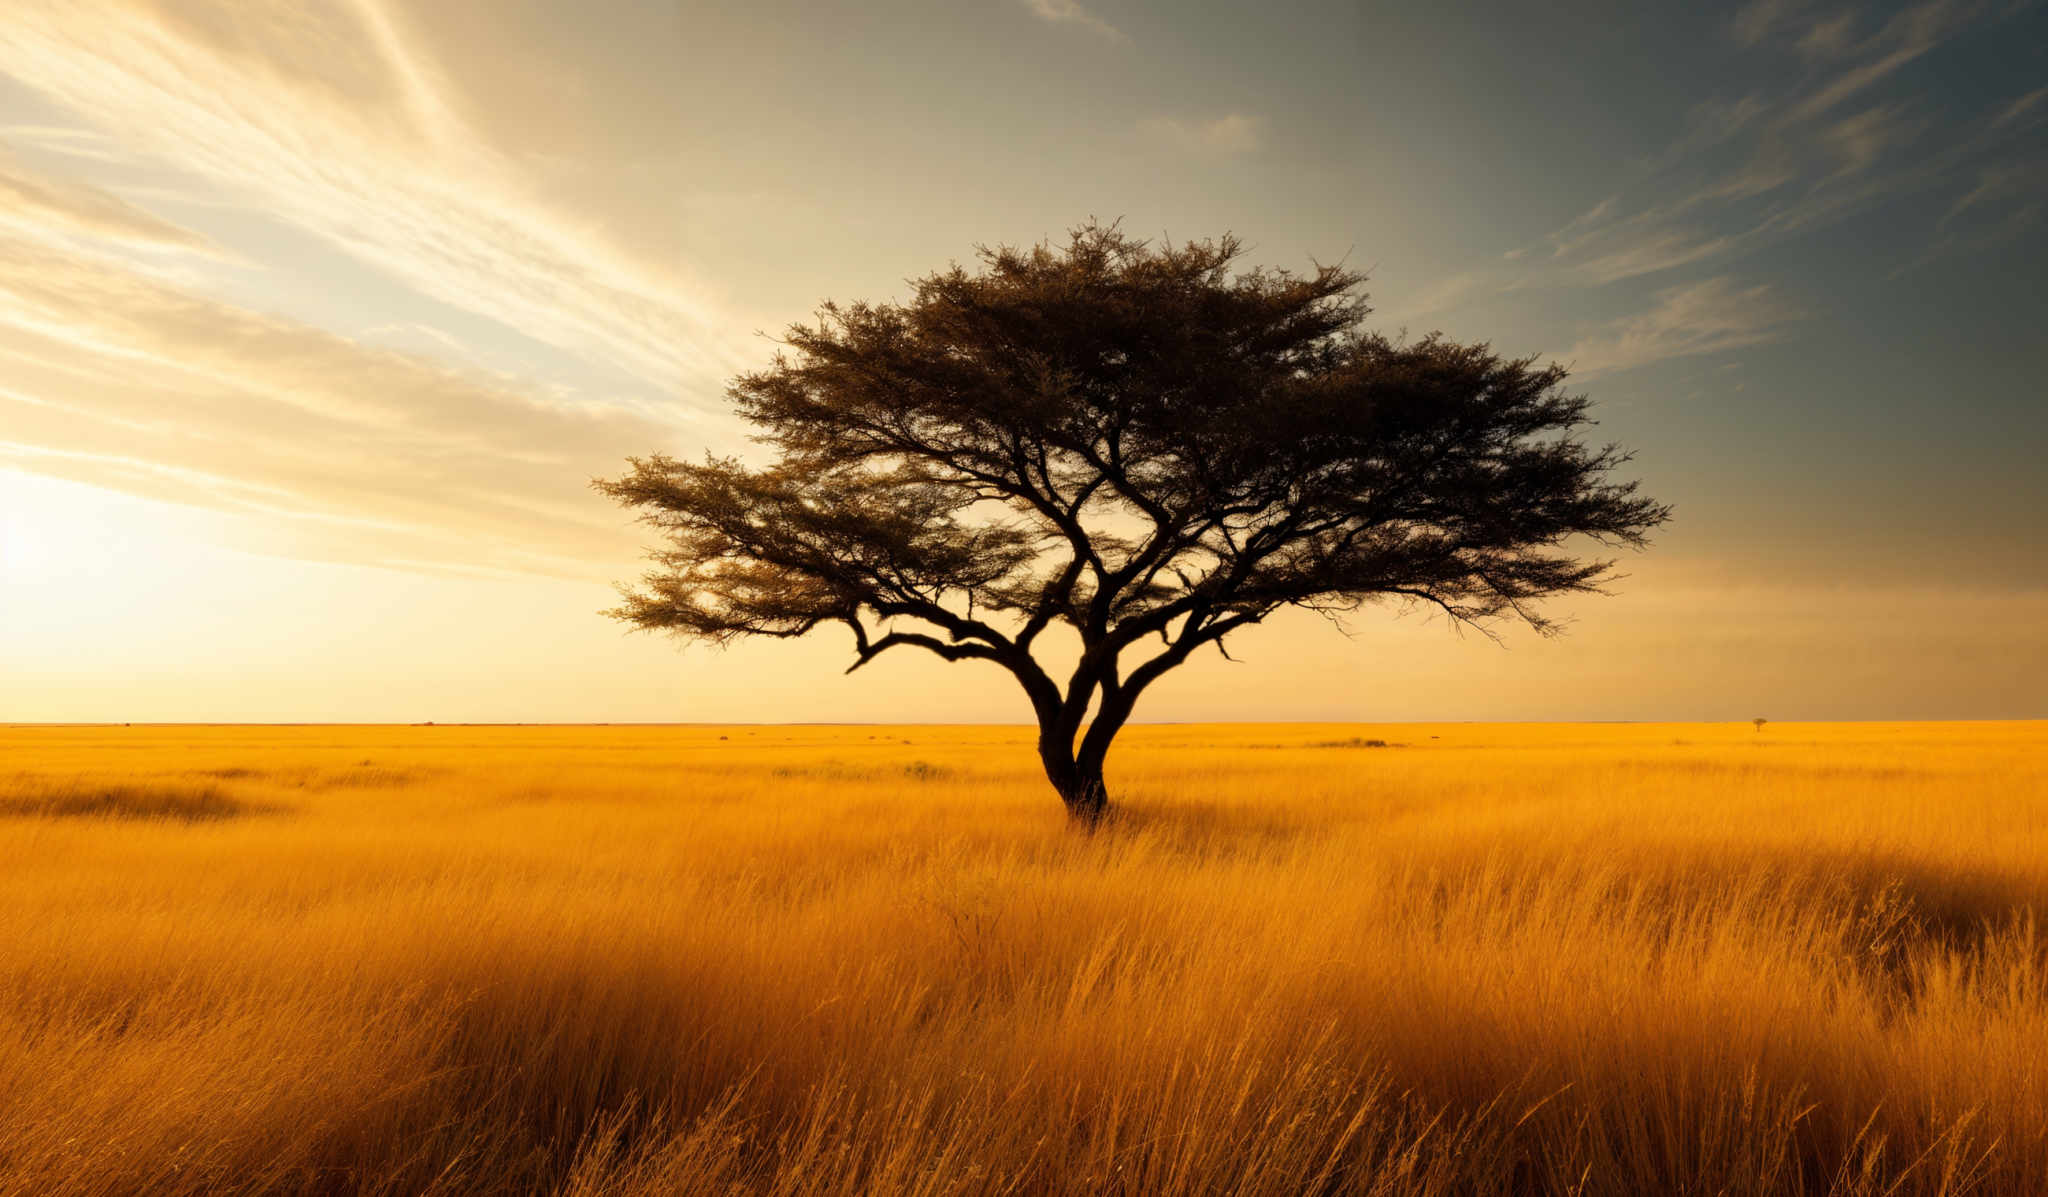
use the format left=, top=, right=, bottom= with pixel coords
left=1529, top=97, right=1949, bottom=288
left=0, top=0, right=750, bottom=396
left=0, top=0, right=766, bottom=576
left=1560, top=276, right=1803, bottom=379
left=1989, top=87, right=2047, bottom=129
left=1391, top=0, right=2039, bottom=377
left=1890, top=157, right=2048, bottom=275
left=0, top=180, right=690, bottom=575
left=1537, top=0, right=2031, bottom=284
left=1778, top=0, right=1981, bottom=121
left=0, top=147, right=213, bottom=253
left=1021, top=0, right=1125, bottom=41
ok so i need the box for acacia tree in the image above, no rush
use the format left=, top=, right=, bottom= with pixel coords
left=598, top=225, right=1668, bottom=825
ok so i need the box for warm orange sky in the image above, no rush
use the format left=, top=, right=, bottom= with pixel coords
left=0, top=0, right=2043, bottom=722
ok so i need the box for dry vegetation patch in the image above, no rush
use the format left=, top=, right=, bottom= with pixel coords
left=0, top=721, right=2042, bottom=1196
left=0, top=778, right=278, bottom=822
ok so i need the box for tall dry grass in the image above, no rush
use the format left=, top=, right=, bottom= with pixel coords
left=1, top=720, right=2043, bottom=1195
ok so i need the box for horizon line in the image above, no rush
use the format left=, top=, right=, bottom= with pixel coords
left=6, top=718, right=2042, bottom=728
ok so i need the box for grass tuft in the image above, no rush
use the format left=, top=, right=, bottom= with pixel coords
left=0, top=780, right=273, bottom=822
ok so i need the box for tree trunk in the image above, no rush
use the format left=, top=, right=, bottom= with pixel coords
left=1059, top=770, right=1109, bottom=829
left=1038, top=728, right=1110, bottom=829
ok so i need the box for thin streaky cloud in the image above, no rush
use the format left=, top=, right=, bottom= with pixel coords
left=1730, top=0, right=1804, bottom=46
left=0, top=208, right=691, bottom=576
left=347, top=0, right=466, bottom=149
left=0, top=439, right=344, bottom=521
left=1990, top=87, right=2046, bottom=128
left=1561, top=276, right=1803, bottom=378
left=0, top=146, right=213, bottom=252
left=1895, top=202, right=2042, bottom=278
left=0, top=123, right=125, bottom=162
left=1022, top=0, right=1126, bottom=41
left=0, top=3, right=753, bottom=398
left=1782, top=0, right=1978, bottom=122
left=1939, top=161, right=2048, bottom=230
left=1794, top=11, right=1861, bottom=56
left=1402, top=0, right=2034, bottom=336
left=1547, top=94, right=2030, bottom=285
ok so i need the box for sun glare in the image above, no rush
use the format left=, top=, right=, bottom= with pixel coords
left=0, top=471, right=127, bottom=585
left=0, top=472, right=81, bottom=584
left=0, top=509, right=49, bottom=579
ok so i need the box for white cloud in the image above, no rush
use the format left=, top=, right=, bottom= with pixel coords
left=1783, top=0, right=1976, bottom=122
left=0, top=146, right=212, bottom=252
left=1401, top=0, right=2032, bottom=315
left=1561, top=277, right=1803, bottom=378
left=0, top=1, right=751, bottom=397
left=0, top=201, right=693, bottom=576
left=0, top=124, right=127, bottom=163
left=1021, top=0, right=1124, bottom=41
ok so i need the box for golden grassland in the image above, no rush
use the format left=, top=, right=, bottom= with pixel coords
left=2, top=720, right=2044, bottom=1196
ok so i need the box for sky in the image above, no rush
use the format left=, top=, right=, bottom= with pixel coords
left=0, top=0, right=2043, bottom=724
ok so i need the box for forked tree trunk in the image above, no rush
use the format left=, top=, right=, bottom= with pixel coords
left=1057, top=771, right=1109, bottom=828
left=1038, top=724, right=1113, bottom=829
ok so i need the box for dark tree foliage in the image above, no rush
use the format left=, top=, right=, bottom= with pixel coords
left=598, top=224, right=1669, bottom=825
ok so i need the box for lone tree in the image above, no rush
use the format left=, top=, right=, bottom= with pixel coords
left=598, top=225, right=1668, bottom=825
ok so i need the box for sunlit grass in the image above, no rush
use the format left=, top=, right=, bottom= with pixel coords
left=1, top=721, right=2042, bottom=1195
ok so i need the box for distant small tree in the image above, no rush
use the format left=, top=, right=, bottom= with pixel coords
left=1753, top=718, right=1767, bottom=732
left=599, top=224, right=1669, bottom=825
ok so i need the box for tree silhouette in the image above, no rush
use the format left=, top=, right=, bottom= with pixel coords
left=598, top=224, right=1669, bottom=825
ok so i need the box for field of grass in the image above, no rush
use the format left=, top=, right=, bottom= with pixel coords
left=2, top=720, right=2044, bottom=1196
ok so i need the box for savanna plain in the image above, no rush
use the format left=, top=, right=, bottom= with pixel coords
left=3, top=721, right=2044, bottom=1196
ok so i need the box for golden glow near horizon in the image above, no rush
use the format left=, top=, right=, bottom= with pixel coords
left=0, top=1, right=2042, bottom=721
